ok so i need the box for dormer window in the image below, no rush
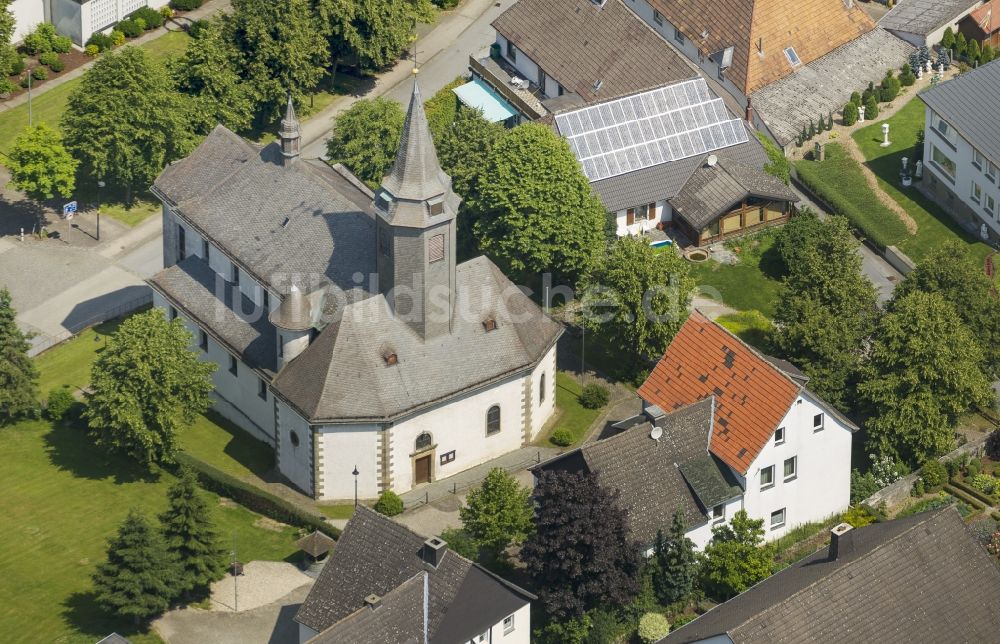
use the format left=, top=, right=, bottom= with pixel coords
left=384, top=352, right=398, bottom=366
left=375, top=190, right=392, bottom=212
left=428, top=197, right=444, bottom=217
left=483, top=318, right=497, bottom=332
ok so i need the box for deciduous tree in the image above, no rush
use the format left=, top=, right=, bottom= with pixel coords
left=581, top=236, right=694, bottom=364
left=326, top=97, right=404, bottom=187
left=459, top=467, right=533, bottom=556
left=7, top=124, right=77, bottom=200
left=0, top=0, right=17, bottom=93
left=92, top=509, right=180, bottom=625
left=651, top=511, right=697, bottom=606
left=521, top=470, right=641, bottom=619
left=62, top=47, right=195, bottom=204
left=314, top=0, right=412, bottom=72
left=469, top=123, right=606, bottom=284
left=84, top=309, right=215, bottom=466
left=0, top=287, right=38, bottom=422
left=698, top=509, right=773, bottom=600
left=159, top=467, right=227, bottom=597
left=859, top=291, right=993, bottom=465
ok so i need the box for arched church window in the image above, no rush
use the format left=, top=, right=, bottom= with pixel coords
left=415, top=432, right=432, bottom=451
left=486, top=406, right=501, bottom=435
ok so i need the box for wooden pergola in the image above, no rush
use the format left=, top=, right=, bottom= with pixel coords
left=296, top=531, right=336, bottom=563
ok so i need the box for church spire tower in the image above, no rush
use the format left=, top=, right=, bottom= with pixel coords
left=374, top=71, right=461, bottom=341
left=278, top=93, right=301, bottom=166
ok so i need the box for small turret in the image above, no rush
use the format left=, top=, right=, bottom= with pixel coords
left=278, top=93, right=301, bottom=166
left=269, top=284, right=312, bottom=368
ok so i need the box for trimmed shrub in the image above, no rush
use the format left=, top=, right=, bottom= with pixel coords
left=31, top=67, right=47, bottom=81
left=170, top=0, right=205, bottom=10
left=38, top=52, right=59, bottom=67
left=968, top=459, right=982, bottom=478
left=551, top=428, right=574, bottom=447
left=22, top=24, right=57, bottom=55
left=951, top=478, right=994, bottom=505
left=85, top=44, right=100, bottom=57
left=175, top=452, right=340, bottom=540
left=86, top=32, right=115, bottom=52
left=921, top=459, right=947, bottom=488
left=638, top=613, right=670, bottom=644
left=944, top=484, right=986, bottom=510
left=19, top=75, right=30, bottom=88
left=48, top=58, right=65, bottom=73
left=849, top=91, right=861, bottom=106
left=579, top=383, right=610, bottom=409
left=111, top=30, right=126, bottom=47
left=986, top=429, right=1000, bottom=460
left=160, top=6, right=175, bottom=20
left=842, top=101, right=859, bottom=126
left=374, top=490, right=404, bottom=516
left=46, top=388, right=75, bottom=421
left=863, top=95, right=879, bottom=120
left=52, top=35, right=73, bottom=54
left=9, top=56, right=26, bottom=75
left=912, top=478, right=925, bottom=496
left=132, top=6, right=164, bottom=29
left=970, top=473, right=997, bottom=495
left=0, top=78, right=13, bottom=96
left=842, top=505, right=876, bottom=528
left=899, top=63, right=916, bottom=87
left=118, top=19, right=143, bottom=39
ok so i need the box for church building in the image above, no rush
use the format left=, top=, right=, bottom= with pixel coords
left=147, top=79, right=562, bottom=501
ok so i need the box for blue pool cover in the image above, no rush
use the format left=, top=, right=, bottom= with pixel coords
left=453, top=79, right=518, bottom=123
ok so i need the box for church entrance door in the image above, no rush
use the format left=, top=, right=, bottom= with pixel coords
left=415, top=455, right=432, bottom=485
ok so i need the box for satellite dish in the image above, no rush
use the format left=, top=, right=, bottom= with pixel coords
left=706, top=154, right=718, bottom=167
left=650, top=426, right=663, bottom=441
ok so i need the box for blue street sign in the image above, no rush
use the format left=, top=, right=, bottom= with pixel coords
left=62, top=201, right=78, bottom=218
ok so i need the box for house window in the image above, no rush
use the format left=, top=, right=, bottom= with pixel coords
left=415, top=432, right=432, bottom=451
left=987, top=162, right=997, bottom=183
left=177, top=224, right=186, bottom=260
left=783, top=47, right=801, bottom=66
left=537, top=66, right=545, bottom=88
left=972, top=181, right=982, bottom=203
left=626, top=208, right=635, bottom=226
left=474, top=633, right=488, bottom=643
left=278, top=336, right=284, bottom=358
left=486, top=405, right=501, bottom=435
left=506, top=40, right=516, bottom=62
left=774, top=427, right=785, bottom=445
left=229, top=355, right=238, bottom=376
left=931, top=145, right=956, bottom=179
left=636, top=203, right=650, bottom=221
left=987, top=194, right=997, bottom=217
left=974, top=148, right=985, bottom=170
left=540, top=372, right=546, bottom=404
left=428, top=234, right=445, bottom=263
left=931, top=113, right=957, bottom=146
left=813, top=413, right=824, bottom=431
left=653, top=10, right=663, bottom=25
left=168, top=306, right=178, bottom=321
left=440, top=450, right=455, bottom=465
left=257, top=378, right=267, bottom=400
left=770, top=508, right=786, bottom=529
left=199, top=330, right=208, bottom=352
left=201, top=238, right=209, bottom=259
left=712, top=503, right=725, bottom=522
left=674, top=27, right=685, bottom=44
left=290, top=430, right=300, bottom=447
left=232, top=263, right=240, bottom=286
left=784, top=456, right=797, bottom=480
left=504, top=614, right=515, bottom=635
left=760, top=465, right=774, bottom=489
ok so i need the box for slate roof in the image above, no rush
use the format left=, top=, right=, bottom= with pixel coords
left=296, top=506, right=532, bottom=642
left=751, top=28, right=915, bottom=147
left=879, top=0, right=981, bottom=37
left=272, top=257, right=562, bottom=423
left=492, top=0, right=697, bottom=104
left=587, top=113, right=769, bottom=213
left=645, top=0, right=875, bottom=96
left=669, top=157, right=799, bottom=230
left=533, top=398, right=737, bottom=545
left=965, top=0, right=1000, bottom=35
left=664, top=508, right=1000, bottom=643
left=148, top=257, right=277, bottom=374
left=920, top=59, right=1000, bottom=164
left=637, top=311, right=801, bottom=474
left=309, top=574, right=425, bottom=644
left=269, top=284, right=312, bottom=331
left=152, top=126, right=378, bottom=296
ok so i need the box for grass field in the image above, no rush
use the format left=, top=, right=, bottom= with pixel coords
left=539, top=371, right=603, bottom=448
left=716, top=310, right=774, bottom=352
left=688, top=232, right=784, bottom=317
left=852, top=99, right=992, bottom=264
left=177, top=411, right=275, bottom=480
left=34, top=318, right=126, bottom=395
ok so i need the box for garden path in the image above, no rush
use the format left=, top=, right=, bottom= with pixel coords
left=840, top=134, right=918, bottom=233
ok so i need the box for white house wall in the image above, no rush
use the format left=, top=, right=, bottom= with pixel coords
left=741, top=392, right=853, bottom=541
left=614, top=200, right=671, bottom=237
left=479, top=603, right=531, bottom=644
left=495, top=34, right=543, bottom=92
left=11, top=0, right=45, bottom=42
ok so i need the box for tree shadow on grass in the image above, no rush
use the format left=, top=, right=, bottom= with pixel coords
left=43, top=419, right=161, bottom=484
left=63, top=590, right=156, bottom=643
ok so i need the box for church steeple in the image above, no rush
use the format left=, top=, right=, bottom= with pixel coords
left=374, top=72, right=461, bottom=341
left=278, top=93, right=301, bottom=166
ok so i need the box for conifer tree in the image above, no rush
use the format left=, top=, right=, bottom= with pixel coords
left=651, top=511, right=697, bottom=606
left=159, top=468, right=227, bottom=598
left=0, top=287, right=38, bottom=422
left=92, top=509, right=180, bottom=625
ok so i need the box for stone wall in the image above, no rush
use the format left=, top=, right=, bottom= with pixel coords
left=884, top=245, right=916, bottom=275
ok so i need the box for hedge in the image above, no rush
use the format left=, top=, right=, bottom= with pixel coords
left=794, top=143, right=909, bottom=251
left=175, top=452, right=341, bottom=540
left=944, top=484, right=987, bottom=511
left=950, top=478, right=997, bottom=507
left=992, top=511, right=1000, bottom=522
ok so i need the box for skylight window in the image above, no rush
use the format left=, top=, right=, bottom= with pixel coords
left=784, top=47, right=801, bottom=67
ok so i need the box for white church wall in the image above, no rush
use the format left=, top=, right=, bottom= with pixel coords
left=529, top=344, right=557, bottom=440
left=276, top=399, right=314, bottom=496
left=317, top=424, right=382, bottom=500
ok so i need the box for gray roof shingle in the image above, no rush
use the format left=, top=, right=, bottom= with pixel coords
left=920, top=59, right=1000, bottom=164
left=153, top=126, right=377, bottom=296
left=665, top=507, right=1000, bottom=643
left=878, top=0, right=981, bottom=36
left=309, top=573, right=425, bottom=644
left=272, top=256, right=562, bottom=423
left=296, top=506, right=532, bottom=642
left=492, top=0, right=697, bottom=105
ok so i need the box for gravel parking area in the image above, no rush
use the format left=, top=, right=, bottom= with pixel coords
left=211, top=561, right=312, bottom=613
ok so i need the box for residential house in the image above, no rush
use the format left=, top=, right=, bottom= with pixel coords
left=918, top=60, right=1000, bottom=241
left=147, top=83, right=562, bottom=502
left=9, top=0, right=171, bottom=45
left=553, top=77, right=797, bottom=241
left=879, top=0, right=984, bottom=48
left=959, top=0, right=1000, bottom=48
left=634, top=312, right=857, bottom=543
left=295, top=506, right=534, bottom=644
left=625, top=0, right=914, bottom=151
left=470, top=0, right=700, bottom=123
left=663, top=508, right=1000, bottom=643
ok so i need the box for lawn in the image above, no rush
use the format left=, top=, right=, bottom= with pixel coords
left=852, top=99, right=992, bottom=264
left=318, top=504, right=359, bottom=520
left=34, top=317, right=127, bottom=395
left=538, top=371, right=603, bottom=448
left=716, top=310, right=774, bottom=352
left=177, top=411, right=275, bottom=481
left=687, top=231, right=784, bottom=317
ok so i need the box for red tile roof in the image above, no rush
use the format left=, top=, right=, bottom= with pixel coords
left=969, top=1, right=999, bottom=34
left=637, top=311, right=800, bottom=474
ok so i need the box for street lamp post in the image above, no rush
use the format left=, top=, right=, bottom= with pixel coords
left=352, top=466, right=359, bottom=507
left=96, top=180, right=105, bottom=241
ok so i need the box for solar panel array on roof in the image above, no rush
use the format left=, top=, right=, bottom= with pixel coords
left=555, top=78, right=750, bottom=182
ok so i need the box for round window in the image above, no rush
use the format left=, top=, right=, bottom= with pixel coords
left=290, top=431, right=300, bottom=447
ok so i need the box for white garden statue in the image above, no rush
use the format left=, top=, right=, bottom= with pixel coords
left=915, top=160, right=923, bottom=178
left=858, top=105, right=866, bottom=123
left=880, top=123, right=891, bottom=148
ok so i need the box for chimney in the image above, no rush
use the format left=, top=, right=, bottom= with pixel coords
left=364, top=594, right=382, bottom=610
left=745, top=95, right=754, bottom=125
left=421, top=536, right=448, bottom=569
left=828, top=522, right=854, bottom=561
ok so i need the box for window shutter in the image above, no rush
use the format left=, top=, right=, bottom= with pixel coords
left=428, top=234, right=445, bottom=263
left=626, top=208, right=635, bottom=225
